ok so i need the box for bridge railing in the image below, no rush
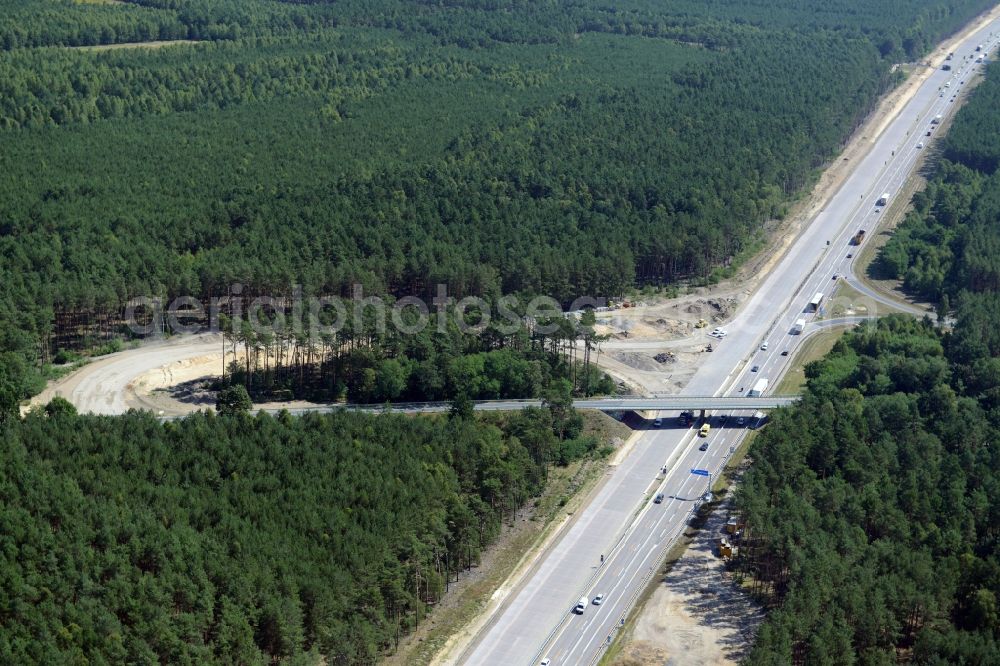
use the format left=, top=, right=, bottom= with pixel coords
left=283, top=396, right=799, bottom=413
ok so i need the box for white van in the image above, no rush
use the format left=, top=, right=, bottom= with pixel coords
left=574, top=597, right=588, bottom=614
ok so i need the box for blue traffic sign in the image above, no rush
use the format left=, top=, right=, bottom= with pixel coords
left=690, top=469, right=710, bottom=476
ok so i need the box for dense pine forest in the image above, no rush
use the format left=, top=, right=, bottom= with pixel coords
left=876, top=62, right=1000, bottom=315
left=217, top=306, right=615, bottom=403
left=3, top=2, right=1000, bottom=663
left=738, top=62, right=1000, bottom=663
left=737, top=315, right=1000, bottom=663
left=0, top=401, right=603, bottom=663
left=1, top=0, right=995, bottom=405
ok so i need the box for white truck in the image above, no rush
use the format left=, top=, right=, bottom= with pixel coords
left=574, top=597, right=588, bottom=614
left=792, top=318, right=806, bottom=334
left=931, top=114, right=943, bottom=125
left=808, top=292, right=824, bottom=312
left=877, top=192, right=890, bottom=206
left=748, top=378, right=769, bottom=397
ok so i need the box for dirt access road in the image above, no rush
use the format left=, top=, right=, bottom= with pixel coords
left=29, top=334, right=225, bottom=415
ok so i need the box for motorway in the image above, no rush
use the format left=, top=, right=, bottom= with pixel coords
left=457, top=21, right=1000, bottom=666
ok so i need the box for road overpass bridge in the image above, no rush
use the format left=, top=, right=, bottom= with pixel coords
left=572, top=396, right=798, bottom=411
left=293, top=395, right=800, bottom=416
left=161, top=395, right=800, bottom=421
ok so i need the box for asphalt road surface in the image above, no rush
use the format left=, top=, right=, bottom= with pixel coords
left=460, top=20, right=1000, bottom=666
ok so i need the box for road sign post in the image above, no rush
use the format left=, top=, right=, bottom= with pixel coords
left=691, top=469, right=713, bottom=498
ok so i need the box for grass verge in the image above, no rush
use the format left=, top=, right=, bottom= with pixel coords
left=829, top=280, right=911, bottom=318
left=774, top=326, right=849, bottom=394
left=43, top=359, right=91, bottom=383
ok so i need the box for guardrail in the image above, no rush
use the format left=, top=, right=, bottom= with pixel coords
left=320, top=397, right=798, bottom=412
left=161, top=396, right=798, bottom=422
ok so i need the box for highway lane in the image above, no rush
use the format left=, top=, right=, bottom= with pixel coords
left=461, top=20, right=1000, bottom=666
left=460, top=420, right=702, bottom=664
left=543, top=416, right=747, bottom=665
left=551, top=319, right=872, bottom=665
left=727, top=40, right=992, bottom=387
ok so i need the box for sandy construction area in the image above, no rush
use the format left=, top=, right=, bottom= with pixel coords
left=28, top=334, right=226, bottom=416
left=613, top=499, right=764, bottom=666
